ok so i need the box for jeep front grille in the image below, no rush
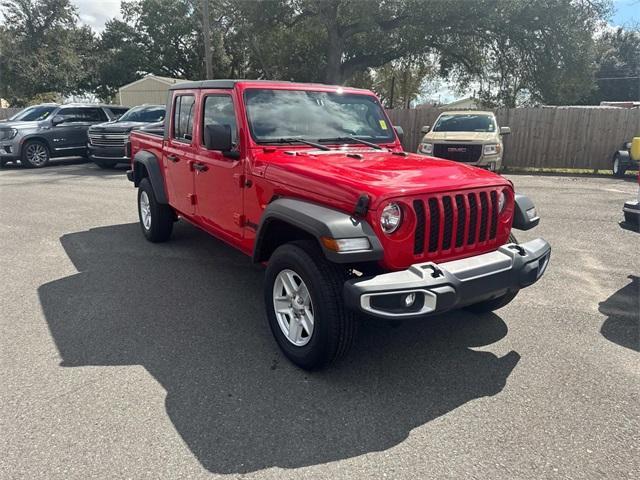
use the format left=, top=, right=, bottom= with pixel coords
left=88, top=132, right=129, bottom=147
left=413, top=188, right=500, bottom=256
left=433, top=143, right=482, bottom=163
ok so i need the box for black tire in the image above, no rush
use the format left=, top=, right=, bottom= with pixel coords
left=0, top=160, right=7, bottom=168
left=94, top=159, right=118, bottom=169
left=624, top=211, right=639, bottom=226
left=465, top=233, right=519, bottom=313
left=613, top=153, right=626, bottom=178
left=21, top=140, right=50, bottom=168
left=264, top=240, right=356, bottom=370
left=137, top=177, right=174, bottom=242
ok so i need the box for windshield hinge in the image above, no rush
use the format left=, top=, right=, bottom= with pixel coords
left=353, top=194, right=370, bottom=217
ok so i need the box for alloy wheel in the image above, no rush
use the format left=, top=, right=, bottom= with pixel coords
left=272, top=269, right=314, bottom=346
left=26, top=143, right=48, bottom=166
left=139, top=191, right=152, bottom=230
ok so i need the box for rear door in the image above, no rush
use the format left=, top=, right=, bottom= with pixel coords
left=192, top=91, right=244, bottom=241
left=50, top=107, right=108, bottom=153
left=164, top=93, right=197, bottom=216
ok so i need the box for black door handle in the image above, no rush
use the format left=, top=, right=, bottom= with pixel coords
left=167, top=154, right=179, bottom=163
left=192, top=163, right=208, bottom=172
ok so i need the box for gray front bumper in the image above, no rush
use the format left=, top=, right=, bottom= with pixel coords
left=344, top=238, right=551, bottom=319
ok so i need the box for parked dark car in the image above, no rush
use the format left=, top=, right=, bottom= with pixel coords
left=0, top=103, right=129, bottom=168
left=88, top=105, right=165, bottom=169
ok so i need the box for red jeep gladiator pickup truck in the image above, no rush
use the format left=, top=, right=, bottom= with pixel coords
left=127, top=80, right=550, bottom=369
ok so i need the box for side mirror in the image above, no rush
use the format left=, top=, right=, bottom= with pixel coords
left=51, top=115, right=65, bottom=126
left=421, top=125, right=430, bottom=134
left=393, top=125, right=404, bottom=144
left=204, top=123, right=233, bottom=152
left=500, top=126, right=511, bottom=135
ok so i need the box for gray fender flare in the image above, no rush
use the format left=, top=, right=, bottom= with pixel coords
left=131, top=150, right=168, bottom=204
left=253, top=198, right=383, bottom=264
left=513, top=194, right=540, bottom=231
left=20, top=135, right=54, bottom=155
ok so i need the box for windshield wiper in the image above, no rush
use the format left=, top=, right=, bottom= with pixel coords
left=257, top=138, right=330, bottom=151
left=317, top=136, right=383, bottom=150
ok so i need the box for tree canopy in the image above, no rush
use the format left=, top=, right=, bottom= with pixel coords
left=1, top=0, right=635, bottom=108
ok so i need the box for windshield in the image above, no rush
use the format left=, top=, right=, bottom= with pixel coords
left=433, top=114, right=495, bottom=132
left=9, top=105, right=57, bottom=122
left=117, top=105, right=165, bottom=123
left=244, top=89, right=395, bottom=144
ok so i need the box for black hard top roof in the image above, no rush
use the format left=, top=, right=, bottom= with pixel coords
left=168, top=79, right=292, bottom=91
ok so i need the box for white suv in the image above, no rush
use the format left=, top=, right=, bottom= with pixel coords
left=417, top=110, right=510, bottom=171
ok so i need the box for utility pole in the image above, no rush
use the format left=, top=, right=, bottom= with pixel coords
left=389, top=76, right=395, bottom=109
left=202, top=0, right=213, bottom=79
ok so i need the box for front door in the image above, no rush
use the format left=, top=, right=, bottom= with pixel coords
left=164, top=93, right=197, bottom=216
left=50, top=107, right=108, bottom=154
left=192, top=92, right=244, bottom=241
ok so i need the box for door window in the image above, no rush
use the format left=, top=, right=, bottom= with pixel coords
left=202, top=95, right=237, bottom=145
left=56, top=108, right=107, bottom=123
left=173, top=95, right=195, bottom=142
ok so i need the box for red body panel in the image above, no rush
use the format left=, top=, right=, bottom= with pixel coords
left=130, top=80, right=514, bottom=271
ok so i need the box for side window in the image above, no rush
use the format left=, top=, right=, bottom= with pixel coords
left=202, top=95, right=237, bottom=145
left=172, top=95, right=195, bottom=142
left=56, top=108, right=84, bottom=123
left=85, top=108, right=108, bottom=122
left=107, top=107, right=129, bottom=119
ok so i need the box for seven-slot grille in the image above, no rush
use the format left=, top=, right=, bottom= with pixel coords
left=412, top=189, right=500, bottom=256
left=433, top=143, right=482, bottom=163
left=88, top=132, right=129, bottom=147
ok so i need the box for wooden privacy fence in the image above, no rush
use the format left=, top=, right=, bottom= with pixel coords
left=386, top=107, right=640, bottom=170
left=0, top=108, right=21, bottom=120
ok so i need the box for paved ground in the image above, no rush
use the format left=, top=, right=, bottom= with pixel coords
left=1, top=159, right=638, bottom=479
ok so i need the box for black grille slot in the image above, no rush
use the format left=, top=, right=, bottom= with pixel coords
left=433, top=144, right=482, bottom=163
left=413, top=200, right=426, bottom=254
left=467, top=194, right=478, bottom=245
left=455, top=195, right=466, bottom=247
left=490, top=190, right=498, bottom=239
left=428, top=198, right=440, bottom=252
left=442, top=196, right=453, bottom=250
left=479, top=192, right=489, bottom=241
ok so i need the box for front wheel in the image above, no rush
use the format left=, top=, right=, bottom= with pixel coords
left=137, top=178, right=174, bottom=242
left=21, top=140, right=50, bottom=168
left=464, top=233, right=519, bottom=313
left=613, top=154, right=626, bottom=178
left=264, top=240, right=356, bottom=370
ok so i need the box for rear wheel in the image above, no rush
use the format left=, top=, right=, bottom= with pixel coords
left=21, top=140, right=50, bottom=168
left=465, top=233, right=519, bottom=313
left=137, top=177, right=174, bottom=242
left=264, top=240, right=356, bottom=370
left=613, top=154, right=626, bottom=178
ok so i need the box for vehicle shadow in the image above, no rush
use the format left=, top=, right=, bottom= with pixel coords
left=0, top=158, right=127, bottom=177
left=38, top=222, right=520, bottom=474
left=599, top=275, right=639, bottom=352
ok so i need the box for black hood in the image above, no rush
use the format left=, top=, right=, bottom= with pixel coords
left=89, top=121, right=149, bottom=134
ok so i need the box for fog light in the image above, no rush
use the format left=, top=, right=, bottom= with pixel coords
left=403, top=292, right=416, bottom=308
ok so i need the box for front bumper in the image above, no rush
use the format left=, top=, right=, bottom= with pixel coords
left=0, top=140, right=20, bottom=159
left=87, top=144, right=129, bottom=162
left=344, top=238, right=551, bottom=319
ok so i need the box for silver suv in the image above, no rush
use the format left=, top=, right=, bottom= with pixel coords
left=0, top=104, right=128, bottom=168
left=417, top=110, right=510, bottom=171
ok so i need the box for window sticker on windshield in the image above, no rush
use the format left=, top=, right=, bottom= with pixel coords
left=379, top=120, right=388, bottom=130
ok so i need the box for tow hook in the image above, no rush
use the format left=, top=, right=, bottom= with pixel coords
left=508, top=244, right=527, bottom=256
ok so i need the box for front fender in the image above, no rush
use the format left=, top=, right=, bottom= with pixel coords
left=254, top=198, right=383, bottom=264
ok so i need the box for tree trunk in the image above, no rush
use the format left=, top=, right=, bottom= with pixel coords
left=320, top=1, right=344, bottom=85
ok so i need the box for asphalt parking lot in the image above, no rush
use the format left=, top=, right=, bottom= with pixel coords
left=1, top=160, right=638, bottom=479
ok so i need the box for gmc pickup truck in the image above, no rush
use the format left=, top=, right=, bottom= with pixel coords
left=127, top=80, right=550, bottom=369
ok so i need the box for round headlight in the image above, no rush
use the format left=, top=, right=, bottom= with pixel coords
left=498, top=190, right=506, bottom=212
left=381, top=203, right=402, bottom=233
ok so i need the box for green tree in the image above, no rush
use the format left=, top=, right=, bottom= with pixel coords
left=0, top=0, right=97, bottom=105
left=584, top=26, right=640, bottom=103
